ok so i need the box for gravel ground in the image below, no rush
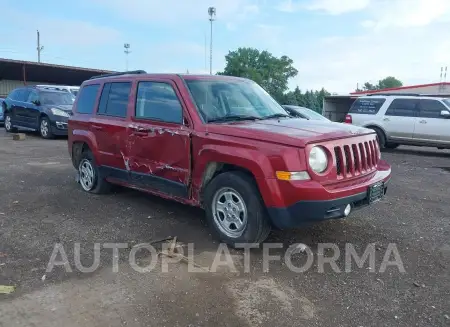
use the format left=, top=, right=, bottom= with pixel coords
left=0, top=130, right=449, bottom=327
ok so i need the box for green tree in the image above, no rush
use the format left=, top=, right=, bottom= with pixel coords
left=358, top=77, right=403, bottom=92
left=377, top=76, right=403, bottom=89
left=363, top=82, right=377, bottom=91
left=218, top=47, right=298, bottom=103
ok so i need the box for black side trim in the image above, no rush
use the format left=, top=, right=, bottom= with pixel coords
left=99, top=166, right=188, bottom=198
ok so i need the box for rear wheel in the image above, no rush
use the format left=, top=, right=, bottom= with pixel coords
left=78, top=150, right=111, bottom=194
left=4, top=113, right=18, bottom=133
left=371, top=127, right=386, bottom=149
left=204, top=171, right=271, bottom=247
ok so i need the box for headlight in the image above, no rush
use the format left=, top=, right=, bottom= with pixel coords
left=309, top=146, right=328, bottom=173
left=50, top=108, right=70, bottom=117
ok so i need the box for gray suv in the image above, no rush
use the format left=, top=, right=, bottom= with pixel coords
left=345, top=95, right=450, bottom=149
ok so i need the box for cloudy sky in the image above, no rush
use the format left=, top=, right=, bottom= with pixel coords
left=1, top=0, right=449, bottom=93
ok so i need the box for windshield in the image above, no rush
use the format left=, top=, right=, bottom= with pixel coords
left=298, top=108, right=329, bottom=121
left=40, top=91, right=74, bottom=105
left=443, top=99, right=450, bottom=109
left=185, top=79, right=288, bottom=122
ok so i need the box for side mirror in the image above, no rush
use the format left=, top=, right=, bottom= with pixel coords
left=32, top=100, right=41, bottom=106
left=440, top=110, right=450, bottom=118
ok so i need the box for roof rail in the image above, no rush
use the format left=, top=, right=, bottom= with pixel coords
left=366, top=92, right=421, bottom=96
left=89, top=70, right=147, bottom=80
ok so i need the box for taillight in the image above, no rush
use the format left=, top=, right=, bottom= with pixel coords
left=345, top=114, right=352, bottom=124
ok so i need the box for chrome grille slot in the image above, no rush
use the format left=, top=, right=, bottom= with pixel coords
left=330, top=136, right=378, bottom=179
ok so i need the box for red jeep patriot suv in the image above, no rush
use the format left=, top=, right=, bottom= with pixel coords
left=68, top=71, right=391, bottom=245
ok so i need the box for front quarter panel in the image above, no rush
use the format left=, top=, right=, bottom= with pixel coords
left=191, top=132, right=307, bottom=207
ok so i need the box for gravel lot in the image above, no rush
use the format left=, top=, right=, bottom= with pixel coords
left=0, top=130, right=449, bottom=327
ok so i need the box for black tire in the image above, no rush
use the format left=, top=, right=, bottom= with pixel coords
left=39, top=116, right=54, bottom=139
left=203, top=171, right=271, bottom=247
left=78, top=150, right=111, bottom=194
left=371, top=127, right=386, bottom=149
left=385, top=143, right=399, bottom=149
left=4, top=113, right=18, bottom=133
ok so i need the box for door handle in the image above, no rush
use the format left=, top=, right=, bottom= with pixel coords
left=91, top=125, right=103, bottom=130
left=130, top=126, right=149, bottom=136
left=419, top=120, right=427, bottom=124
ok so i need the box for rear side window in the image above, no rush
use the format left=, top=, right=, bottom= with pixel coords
left=385, top=98, right=418, bottom=117
left=349, top=98, right=386, bottom=114
left=97, top=82, right=131, bottom=117
left=76, top=84, right=100, bottom=114
left=8, top=89, right=25, bottom=101
left=419, top=99, right=448, bottom=118
left=135, top=82, right=183, bottom=124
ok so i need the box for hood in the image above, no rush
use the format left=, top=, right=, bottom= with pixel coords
left=43, top=104, right=73, bottom=113
left=51, top=104, right=73, bottom=112
left=206, top=118, right=374, bottom=147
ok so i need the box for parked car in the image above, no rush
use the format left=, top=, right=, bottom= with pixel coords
left=0, top=98, right=4, bottom=125
left=68, top=71, right=391, bottom=245
left=3, top=86, right=75, bottom=138
left=345, top=94, right=450, bottom=149
left=282, top=105, right=330, bottom=121
left=36, top=85, right=80, bottom=97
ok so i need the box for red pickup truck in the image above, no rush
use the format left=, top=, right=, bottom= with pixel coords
left=68, top=71, right=391, bottom=245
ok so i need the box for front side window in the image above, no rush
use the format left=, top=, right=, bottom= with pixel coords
left=98, top=82, right=131, bottom=117
left=135, top=82, right=183, bottom=124
left=443, top=99, right=450, bottom=108
left=39, top=91, right=74, bottom=105
left=28, top=91, right=39, bottom=104
left=185, top=79, right=288, bottom=122
left=419, top=99, right=448, bottom=118
left=385, top=98, right=418, bottom=117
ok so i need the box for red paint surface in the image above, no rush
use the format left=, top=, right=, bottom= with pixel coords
left=69, top=74, right=392, bottom=210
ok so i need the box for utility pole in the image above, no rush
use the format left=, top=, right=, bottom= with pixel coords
left=37, top=30, right=44, bottom=63
left=208, top=7, right=216, bottom=75
left=124, top=43, right=131, bottom=71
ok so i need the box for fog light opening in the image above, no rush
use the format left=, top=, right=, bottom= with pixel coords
left=344, top=204, right=352, bottom=217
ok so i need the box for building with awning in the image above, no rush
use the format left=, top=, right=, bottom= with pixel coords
left=0, top=58, right=114, bottom=97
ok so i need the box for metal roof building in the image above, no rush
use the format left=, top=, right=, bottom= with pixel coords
left=0, top=58, right=114, bottom=97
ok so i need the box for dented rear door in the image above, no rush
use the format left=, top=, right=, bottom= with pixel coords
left=125, top=79, right=192, bottom=198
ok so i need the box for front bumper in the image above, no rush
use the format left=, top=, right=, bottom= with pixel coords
left=266, top=169, right=391, bottom=229
left=50, top=120, right=68, bottom=136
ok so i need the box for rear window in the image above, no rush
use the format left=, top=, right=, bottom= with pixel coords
left=76, top=84, right=100, bottom=114
left=349, top=98, right=386, bottom=114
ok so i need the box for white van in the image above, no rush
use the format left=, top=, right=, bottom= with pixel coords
left=36, top=85, right=80, bottom=97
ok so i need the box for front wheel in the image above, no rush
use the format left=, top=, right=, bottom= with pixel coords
left=371, top=127, right=386, bottom=149
left=385, top=143, right=399, bottom=149
left=4, top=113, right=18, bottom=133
left=39, top=117, right=54, bottom=139
left=204, top=171, right=271, bottom=246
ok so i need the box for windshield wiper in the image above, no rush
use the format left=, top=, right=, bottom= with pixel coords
left=261, top=113, right=291, bottom=120
left=207, top=115, right=262, bottom=123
